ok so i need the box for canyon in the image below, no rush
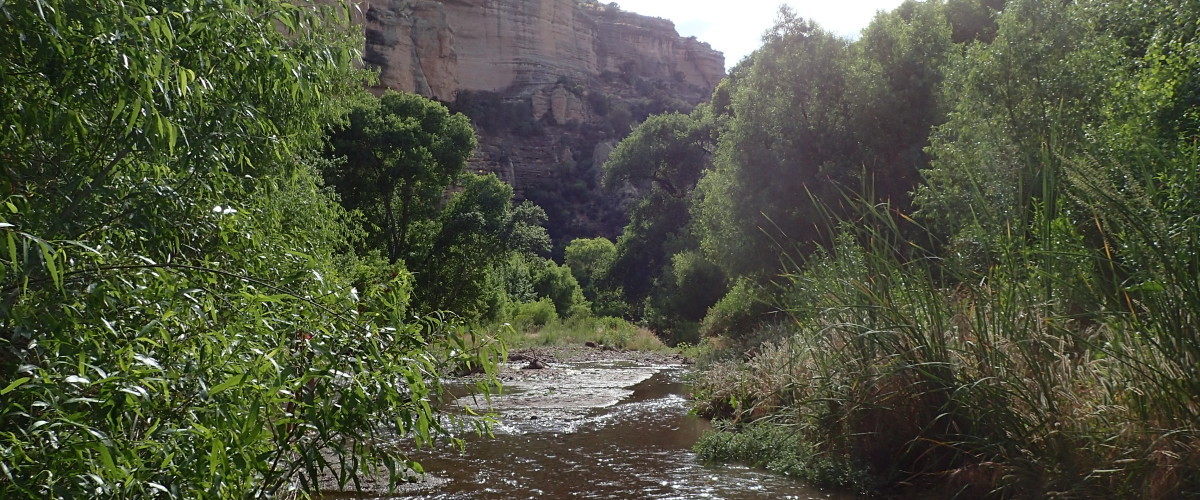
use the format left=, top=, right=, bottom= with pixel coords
left=349, top=0, right=725, bottom=244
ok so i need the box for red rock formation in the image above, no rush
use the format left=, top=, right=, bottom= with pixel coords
left=355, top=0, right=724, bottom=105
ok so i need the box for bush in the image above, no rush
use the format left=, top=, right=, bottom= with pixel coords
left=699, top=278, right=774, bottom=338
left=0, top=2, right=506, bottom=497
left=532, top=260, right=591, bottom=319
left=695, top=421, right=871, bottom=492
left=509, top=298, right=559, bottom=330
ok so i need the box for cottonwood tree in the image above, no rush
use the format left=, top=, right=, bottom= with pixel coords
left=324, top=91, right=477, bottom=263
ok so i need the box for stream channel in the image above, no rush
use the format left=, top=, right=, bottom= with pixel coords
left=337, top=355, right=852, bottom=499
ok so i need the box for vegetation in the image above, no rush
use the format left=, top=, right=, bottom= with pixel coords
left=643, top=0, right=1200, bottom=496
left=495, top=316, right=668, bottom=353
left=6, top=0, right=1199, bottom=496
left=0, top=1, right=504, bottom=498
left=323, top=90, right=476, bottom=264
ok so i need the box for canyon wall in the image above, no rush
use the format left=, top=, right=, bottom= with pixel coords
left=358, top=0, right=723, bottom=103
left=350, top=0, right=725, bottom=246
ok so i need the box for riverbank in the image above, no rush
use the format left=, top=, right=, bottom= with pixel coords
left=505, top=343, right=689, bottom=367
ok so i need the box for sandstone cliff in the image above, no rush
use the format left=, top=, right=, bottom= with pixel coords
left=359, top=0, right=723, bottom=103
left=351, top=0, right=725, bottom=246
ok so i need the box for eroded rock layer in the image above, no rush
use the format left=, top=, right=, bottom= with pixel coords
left=358, top=0, right=723, bottom=102
left=350, top=0, right=725, bottom=244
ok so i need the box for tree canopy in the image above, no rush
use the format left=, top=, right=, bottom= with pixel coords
left=0, top=1, right=500, bottom=497
left=324, top=90, right=477, bottom=263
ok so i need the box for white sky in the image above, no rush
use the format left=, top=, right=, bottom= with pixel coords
left=614, top=0, right=910, bottom=68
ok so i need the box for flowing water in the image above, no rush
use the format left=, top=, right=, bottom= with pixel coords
left=333, top=359, right=852, bottom=499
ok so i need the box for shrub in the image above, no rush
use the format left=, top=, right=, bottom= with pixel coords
left=695, top=421, right=872, bottom=492
left=699, top=277, right=774, bottom=338
left=532, top=260, right=591, bottom=319
left=509, top=299, right=559, bottom=330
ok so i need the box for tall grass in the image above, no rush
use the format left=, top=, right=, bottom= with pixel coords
left=691, top=151, right=1200, bottom=497
left=491, top=315, right=670, bottom=352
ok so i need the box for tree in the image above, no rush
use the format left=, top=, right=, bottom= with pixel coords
left=603, top=107, right=718, bottom=324
left=913, top=0, right=1120, bottom=248
left=0, top=1, right=499, bottom=497
left=412, top=174, right=550, bottom=319
left=694, top=10, right=857, bottom=277
left=532, top=261, right=590, bottom=319
left=563, top=237, right=617, bottom=303
left=325, top=90, right=477, bottom=263
left=603, top=110, right=715, bottom=197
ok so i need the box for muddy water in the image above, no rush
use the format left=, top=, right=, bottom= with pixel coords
left=365, top=359, right=853, bottom=499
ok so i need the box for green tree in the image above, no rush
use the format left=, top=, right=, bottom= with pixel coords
left=692, top=3, right=962, bottom=281
left=324, top=90, right=477, bottom=263
left=532, top=261, right=590, bottom=320
left=563, top=237, right=617, bottom=303
left=693, top=10, right=857, bottom=277
left=913, top=0, right=1120, bottom=246
left=413, top=174, right=550, bottom=319
left=603, top=110, right=715, bottom=197
left=603, top=107, right=718, bottom=321
left=851, top=0, right=954, bottom=206
left=0, top=1, right=499, bottom=497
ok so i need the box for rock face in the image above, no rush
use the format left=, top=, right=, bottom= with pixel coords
left=358, top=0, right=724, bottom=104
left=350, top=0, right=725, bottom=245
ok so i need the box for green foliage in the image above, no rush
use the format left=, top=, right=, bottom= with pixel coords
left=694, top=422, right=871, bottom=492
left=509, top=299, right=559, bottom=331
left=602, top=107, right=721, bottom=332
left=602, top=110, right=715, bottom=196
left=913, top=0, right=1120, bottom=243
left=324, top=90, right=477, bottom=263
left=686, top=0, right=1200, bottom=496
left=664, top=250, right=726, bottom=322
left=562, top=237, right=621, bottom=317
left=412, top=174, right=551, bottom=320
left=696, top=3, right=953, bottom=278
left=531, top=261, right=590, bottom=320
left=496, top=315, right=668, bottom=351
left=0, top=1, right=501, bottom=497
left=563, top=237, right=616, bottom=300
left=694, top=12, right=855, bottom=275
left=325, top=91, right=552, bottom=322
left=699, top=277, right=773, bottom=338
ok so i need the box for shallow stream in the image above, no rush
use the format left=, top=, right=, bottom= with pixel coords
left=338, top=359, right=851, bottom=499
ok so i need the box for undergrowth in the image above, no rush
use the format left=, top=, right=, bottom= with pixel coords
left=492, top=316, right=670, bottom=352
left=689, top=151, right=1200, bottom=498
left=694, top=420, right=874, bottom=493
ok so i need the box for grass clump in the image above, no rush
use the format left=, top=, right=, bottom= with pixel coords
left=695, top=421, right=872, bottom=493
left=493, top=314, right=670, bottom=352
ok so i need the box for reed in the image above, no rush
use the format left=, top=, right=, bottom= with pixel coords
left=692, top=149, right=1200, bottom=497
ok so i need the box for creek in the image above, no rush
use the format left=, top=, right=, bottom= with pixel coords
left=334, top=357, right=851, bottom=499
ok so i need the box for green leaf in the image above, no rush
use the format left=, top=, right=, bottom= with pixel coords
left=208, top=373, right=247, bottom=395
left=95, top=444, right=117, bottom=474
left=210, top=438, right=223, bottom=477
left=38, top=241, right=61, bottom=290
left=4, top=230, right=15, bottom=270
left=0, top=377, right=30, bottom=395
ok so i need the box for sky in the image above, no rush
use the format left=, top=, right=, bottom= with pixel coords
left=614, top=0, right=910, bottom=68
